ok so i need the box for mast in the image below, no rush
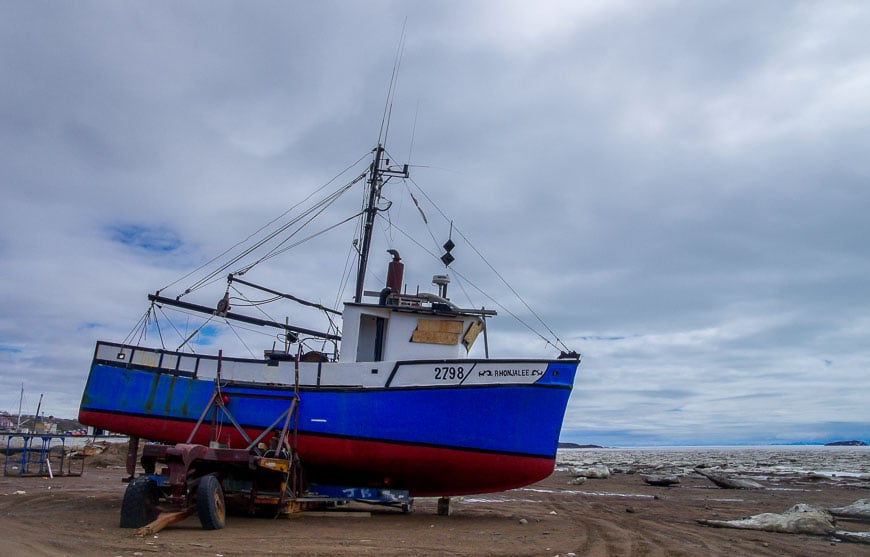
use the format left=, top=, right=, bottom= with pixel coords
left=354, top=145, right=384, bottom=303
left=354, top=144, right=408, bottom=303
left=34, top=393, right=43, bottom=431
left=16, top=383, right=23, bottom=431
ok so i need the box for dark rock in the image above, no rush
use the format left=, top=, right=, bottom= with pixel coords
left=643, top=474, right=681, bottom=487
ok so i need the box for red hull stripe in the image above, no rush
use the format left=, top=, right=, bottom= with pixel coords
left=79, top=410, right=554, bottom=496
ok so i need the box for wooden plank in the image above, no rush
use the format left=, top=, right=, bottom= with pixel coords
left=410, top=330, right=460, bottom=345
left=462, top=321, right=483, bottom=351
left=411, top=319, right=464, bottom=345
left=136, top=508, right=196, bottom=536
left=415, top=319, right=464, bottom=333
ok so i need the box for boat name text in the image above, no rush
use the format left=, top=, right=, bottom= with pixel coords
left=478, top=368, right=544, bottom=377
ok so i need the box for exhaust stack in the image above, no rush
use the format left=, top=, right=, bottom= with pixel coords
left=386, top=249, right=404, bottom=293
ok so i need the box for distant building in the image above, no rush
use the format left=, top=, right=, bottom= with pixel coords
left=0, top=415, right=14, bottom=430
left=34, top=421, right=58, bottom=434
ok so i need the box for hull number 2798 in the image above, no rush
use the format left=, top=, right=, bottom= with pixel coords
left=434, top=366, right=465, bottom=380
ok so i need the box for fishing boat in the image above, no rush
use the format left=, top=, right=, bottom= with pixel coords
left=78, top=141, right=580, bottom=497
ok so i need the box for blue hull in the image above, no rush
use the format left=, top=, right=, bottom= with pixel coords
left=79, top=343, right=578, bottom=495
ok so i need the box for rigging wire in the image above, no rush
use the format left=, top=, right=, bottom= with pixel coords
left=122, top=307, right=154, bottom=346
left=235, top=208, right=365, bottom=275
left=152, top=293, right=303, bottom=343
left=231, top=176, right=365, bottom=276
left=334, top=241, right=358, bottom=310
left=402, top=179, right=443, bottom=257
left=160, top=153, right=371, bottom=296
left=407, top=100, right=420, bottom=168
left=135, top=312, right=150, bottom=346
left=190, top=175, right=365, bottom=291
left=378, top=21, right=407, bottom=148
left=223, top=318, right=257, bottom=359
left=229, top=284, right=279, bottom=325
left=137, top=105, right=569, bottom=354
left=153, top=311, right=166, bottom=350
left=229, top=295, right=284, bottom=306
left=382, top=186, right=570, bottom=353
left=156, top=304, right=197, bottom=351
left=176, top=313, right=216, bottom=352
left=375, top=215, right=561, bottom=350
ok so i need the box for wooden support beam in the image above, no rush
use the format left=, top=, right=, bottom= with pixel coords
left=135, top=507, right=196, bottom=536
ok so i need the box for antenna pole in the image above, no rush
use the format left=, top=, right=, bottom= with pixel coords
left=354, top=145, right=384, bottom=303
left=16, top=383, right=23, bottom=431
left=34, top=393, right=43, bottom=431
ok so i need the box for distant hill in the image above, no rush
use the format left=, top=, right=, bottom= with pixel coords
left=824, top=440, right=867, bottom=446
left=558, top=442, right=604, bottom=449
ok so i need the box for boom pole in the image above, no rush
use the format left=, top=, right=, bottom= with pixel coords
left=148, top=294, right=341, bottom=341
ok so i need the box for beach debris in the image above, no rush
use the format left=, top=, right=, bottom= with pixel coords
left=136, top=508, right=196, bottom=537
left=572, top=464, right=610, bottom=479
left=835, top=531, right=870, bottom=544
left=611, top=466, right=636, bottom=474
left=693, top=468, right=763, bottom=489
left=642, top=474, right=681, bottom=487
left=829, top=499, right=870, bottom=521
left=81, top=442, right=110, bottom=456
left=567, top=476, right=587, bottom=486
left=698, top=503, right=835, bottom=536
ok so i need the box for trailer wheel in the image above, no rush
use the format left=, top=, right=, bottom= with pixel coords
left=120, top=476, right=161, bottom=528
left=197, top=475, right=226, bottom=530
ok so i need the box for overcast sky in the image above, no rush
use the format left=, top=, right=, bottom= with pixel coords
left=2, top=1, right=868, bottom=446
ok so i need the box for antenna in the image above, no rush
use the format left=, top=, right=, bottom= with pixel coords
left=378, top=19, right=407, bottom=147
left=16, top=383, right=23, bottom=431
left=356, top=22, right=411, bottom=304
left=407, top=99, right=420, bottom=167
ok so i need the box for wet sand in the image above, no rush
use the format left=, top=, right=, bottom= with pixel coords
left=1, top=447, right=868, bottom=556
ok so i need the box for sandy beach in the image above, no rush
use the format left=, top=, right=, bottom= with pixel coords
left=1, top=445, right=868, bottom=556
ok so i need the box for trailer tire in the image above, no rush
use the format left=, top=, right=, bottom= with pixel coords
left=197, top=475, right=226, bottom=530
left=120, top=476, right=161, bottom=528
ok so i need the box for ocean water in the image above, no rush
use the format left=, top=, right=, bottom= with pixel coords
left=557, top=446, right=870, bottom=478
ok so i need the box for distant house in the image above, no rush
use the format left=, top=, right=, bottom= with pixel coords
left=0, top=416, right=14, bottom=430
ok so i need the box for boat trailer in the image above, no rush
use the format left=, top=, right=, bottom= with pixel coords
left=118, top=352, right=413, bottom=534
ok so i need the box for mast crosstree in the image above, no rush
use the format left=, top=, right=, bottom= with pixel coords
left=353, top=144, right=409, bottom=303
